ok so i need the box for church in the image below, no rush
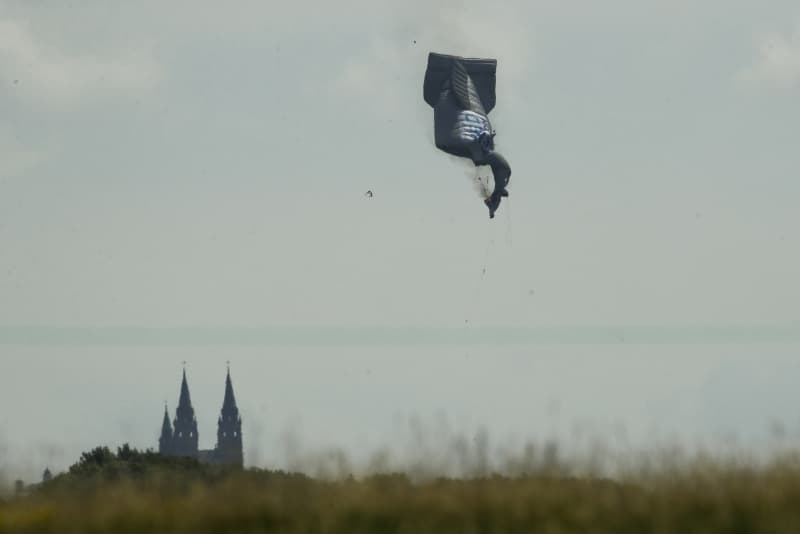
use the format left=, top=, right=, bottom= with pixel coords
left=158, top=367, right=243, bottom=467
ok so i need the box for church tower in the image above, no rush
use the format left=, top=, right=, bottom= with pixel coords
left=158, top=403, right=173, bottom=455
left=215, top=366, right=243, bottom=467
left=171, top=368, right=199, bottom=458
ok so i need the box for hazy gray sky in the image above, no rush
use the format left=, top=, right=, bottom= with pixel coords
left=2, top=1, right=800, bottom=481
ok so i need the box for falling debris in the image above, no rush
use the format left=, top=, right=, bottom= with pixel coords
left=364, top=190, right=374, bottom=198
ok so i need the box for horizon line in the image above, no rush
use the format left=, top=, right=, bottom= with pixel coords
left=1, top=323, right=799, bottom=347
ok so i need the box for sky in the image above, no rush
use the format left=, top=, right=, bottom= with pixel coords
left=1, top=1, right=800, bottom=481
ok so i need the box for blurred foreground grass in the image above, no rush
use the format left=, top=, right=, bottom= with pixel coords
left=4, top=446, right=800, bottom=533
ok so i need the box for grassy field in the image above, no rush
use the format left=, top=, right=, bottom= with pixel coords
left=3, top=446, right=800, bottom=533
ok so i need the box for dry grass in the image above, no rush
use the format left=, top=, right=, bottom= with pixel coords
left=4, top=452, right=800, bottom=533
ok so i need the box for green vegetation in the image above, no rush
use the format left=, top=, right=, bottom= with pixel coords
left=4, top=445, right=800, bottom=533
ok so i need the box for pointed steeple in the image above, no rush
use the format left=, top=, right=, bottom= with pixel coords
left=176, top=368, right=194, bottom=419
left=171, top=366, right=199, bottom=458
left=158, top=403, right=173, bottom=455
left=215, top=364, right=243, bottom=467
left=221, top=365, right=239, bottom=416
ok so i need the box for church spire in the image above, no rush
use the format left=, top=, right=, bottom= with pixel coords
left=177, top=367, right=193, bottom=417
left=221, top=364, right=238, bottom=415
left=215, top=364, right=243, bottom=467
left=158, top=403, right=173, bottom=455
left=172, top=366, right=199, bottom=458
